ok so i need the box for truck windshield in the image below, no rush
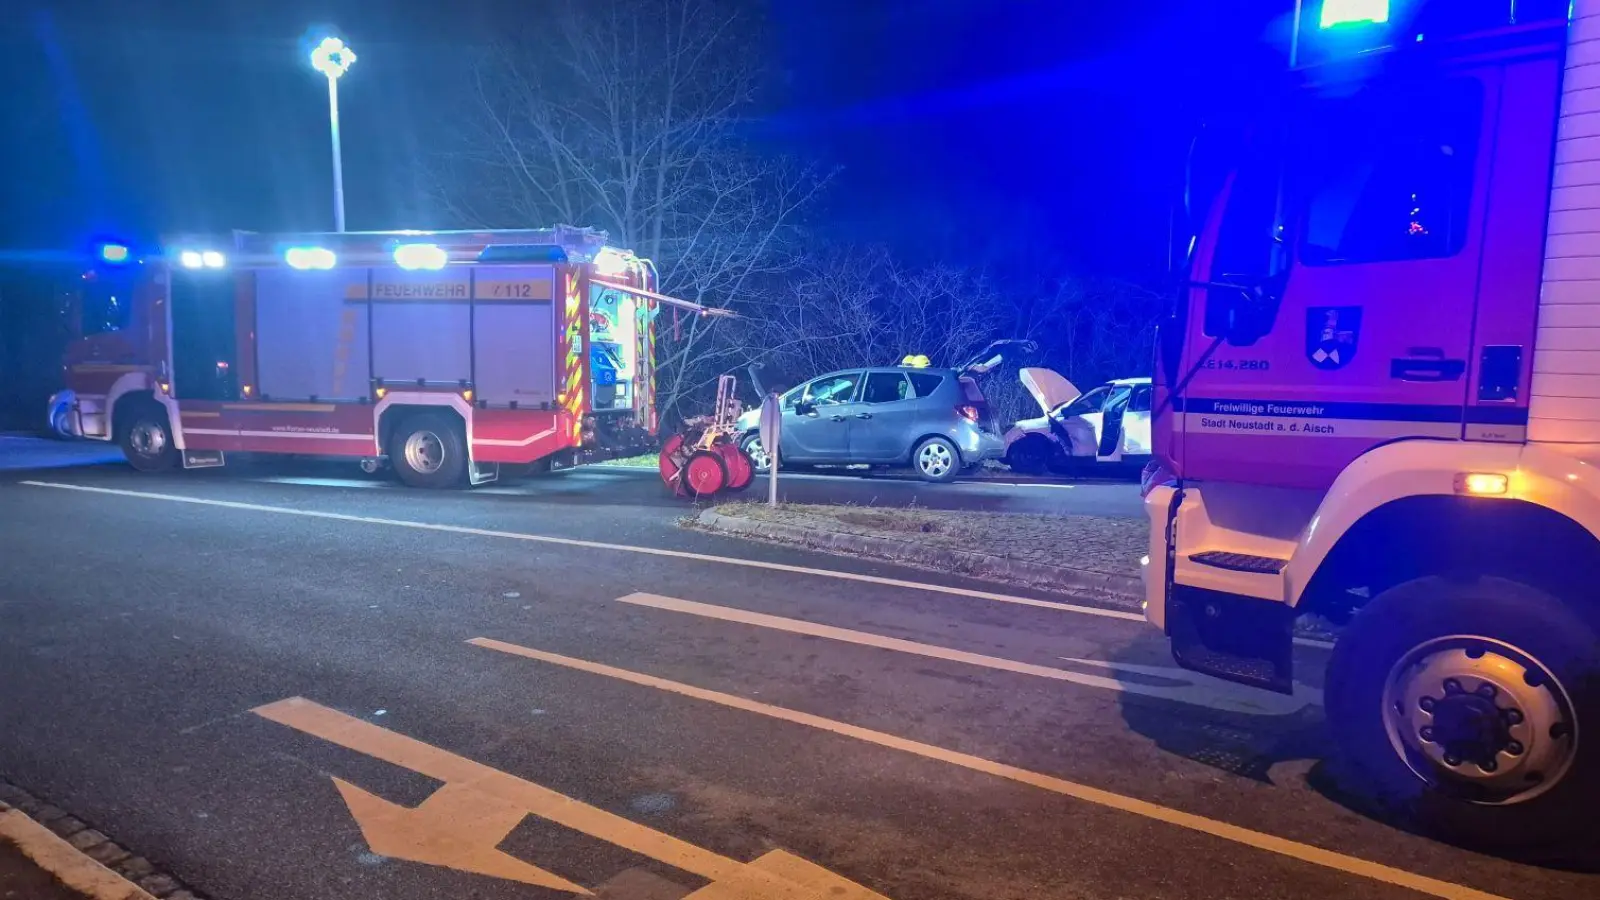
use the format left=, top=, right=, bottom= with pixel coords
left=1294, top=78, right=1481, bottom=266
left=81, top=270, right=137, bottom=336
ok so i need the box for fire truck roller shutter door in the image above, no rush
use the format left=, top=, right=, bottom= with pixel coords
left=370, top=270, right=472, bottom=386
left=256, top=268, right=370, bottom=401
left=473, top=265, right=557, bottom=406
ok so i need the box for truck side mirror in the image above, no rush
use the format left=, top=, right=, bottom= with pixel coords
left=1191, top=279, right=1277, bottom=348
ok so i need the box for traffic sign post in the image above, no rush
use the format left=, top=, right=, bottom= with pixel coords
left=758, top=393, right=782, bottom=507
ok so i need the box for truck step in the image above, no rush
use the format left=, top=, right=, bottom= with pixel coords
left=1189, top=551, right=1288, bottom=575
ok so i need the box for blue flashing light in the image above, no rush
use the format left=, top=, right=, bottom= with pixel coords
left=285, top=246, right=337, bottom=270
left=394, top=243, right=448, bottom=271
left=1320, top=0, right=1389, bottom=28
left=97, top=242, right=130, bottom=264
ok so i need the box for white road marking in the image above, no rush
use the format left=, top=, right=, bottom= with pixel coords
left=467, top=638, right=1508, bottom=900
left=616, top=593, right=1314, bottom=716
left=20, top=481, right=1146, bottom=623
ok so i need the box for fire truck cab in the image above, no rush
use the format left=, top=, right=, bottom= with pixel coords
left=61, top=226, right=688, bottom=487
left=1145, top=0, right=1599, bottom=853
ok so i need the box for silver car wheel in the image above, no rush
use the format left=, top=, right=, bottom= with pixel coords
left=743, top=436, right=771, bottom=472
left=917, top=440, right=954, bottom=478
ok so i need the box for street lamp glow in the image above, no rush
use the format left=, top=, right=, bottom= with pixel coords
left=310, top=37, right=356, bottom=79
left=310, top=36, right=356, bottom=232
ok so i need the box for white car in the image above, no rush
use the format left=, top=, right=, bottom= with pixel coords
left=1002, top=369, right=1152, bottom=475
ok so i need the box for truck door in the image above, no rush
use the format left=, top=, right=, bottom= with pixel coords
left=1179, top=72, right=1498, bottom=490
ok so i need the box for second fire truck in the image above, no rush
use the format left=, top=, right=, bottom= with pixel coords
left=60, top=226, right=705, bottom=487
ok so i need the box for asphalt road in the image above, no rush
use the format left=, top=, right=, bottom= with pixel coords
left=0, top=448, right=1594, bottom=900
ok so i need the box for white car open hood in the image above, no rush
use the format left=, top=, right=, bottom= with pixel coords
left=1020, top=367, right=1079, bottom=414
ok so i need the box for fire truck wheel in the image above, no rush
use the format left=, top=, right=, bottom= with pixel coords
left=1325, top=575, right=1600, bottom=860
left=391, top=413, right=468, bottom=489
left=683, top=450, right=729, bottom=499
left=118, top=404, right=177, bottom=472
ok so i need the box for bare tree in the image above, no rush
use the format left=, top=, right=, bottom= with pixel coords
left=432, top=0, right=830, bottom=417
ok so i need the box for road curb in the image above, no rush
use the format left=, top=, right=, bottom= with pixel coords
left=695, top=510, right=1143, bottom=605
left=0, top=782, right=200, bottom=900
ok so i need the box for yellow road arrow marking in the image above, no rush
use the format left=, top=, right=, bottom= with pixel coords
left=255, top=697, right=890, bottom=898
left=332, top=779, right=590, bottom=894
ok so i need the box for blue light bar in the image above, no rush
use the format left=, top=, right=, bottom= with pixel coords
left=394, top=243, right=448, bottom=271
left=1321, top=0, right=1390, bottom=28
left=285, top=246, right=337, bottom=270
left=97, top=243, right=130, bottom=264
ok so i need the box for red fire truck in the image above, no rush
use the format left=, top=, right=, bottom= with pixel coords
left=60, top=226, right=702, bottom=486
left=1144, top=0, right=1598, bottom=853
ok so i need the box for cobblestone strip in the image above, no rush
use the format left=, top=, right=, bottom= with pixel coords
left=0, top=779, right=205, bottom=900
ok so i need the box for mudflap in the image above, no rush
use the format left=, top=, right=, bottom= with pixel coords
left=469, top=461, right=500, bottom=486
left=1168, top=585, right=1294, bottom=694
left=182, top=449, right=225, bottom=469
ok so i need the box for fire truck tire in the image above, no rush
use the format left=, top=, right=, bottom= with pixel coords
left=118, top=403, right=177, bottom=472
left=683, top=450, right=728, bottom=499
left=1325, top=575, right=1600, bottom=860
left=391, top=413, right=468, bottom=489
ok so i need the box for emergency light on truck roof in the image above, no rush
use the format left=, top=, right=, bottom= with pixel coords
left=1321, top=0, right=1389, bottom=28
left=284, top=246, right=337, bottom=270
left=393, top=243, right=447, bottom=271
left=594, top=246, right=631, bottom=276
left=97, top=242, right=130, bottom=264
left=178, top=250, right=226, bottom=269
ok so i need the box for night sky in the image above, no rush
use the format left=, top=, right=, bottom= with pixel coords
left=0, top=0, right=1292, bottom=277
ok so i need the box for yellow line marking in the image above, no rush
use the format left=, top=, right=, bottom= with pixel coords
left=254, top=697, right=889, bottom=898
left=615, top=593, right=1314, bottom=716
left=180, top=411, right=221, bottom=419
left=19, top=481, right=1143, bottom=624
left=0, top=809, right=157, bottom=900
left=467, top=639, right=1510, bottom=900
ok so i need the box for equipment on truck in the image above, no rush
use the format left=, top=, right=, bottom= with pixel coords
left=659, top=373, right=755, bottom=498
left=1142, top=0, right=1598, bottom=856
left=58, top=226, right=717, bottom=487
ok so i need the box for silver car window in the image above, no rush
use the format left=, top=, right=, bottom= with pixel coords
left=804, top=372, right=862, bottom=406
left=862, top=372, right=912, bottom=404
left=907, top=372, right=944, bottom=397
